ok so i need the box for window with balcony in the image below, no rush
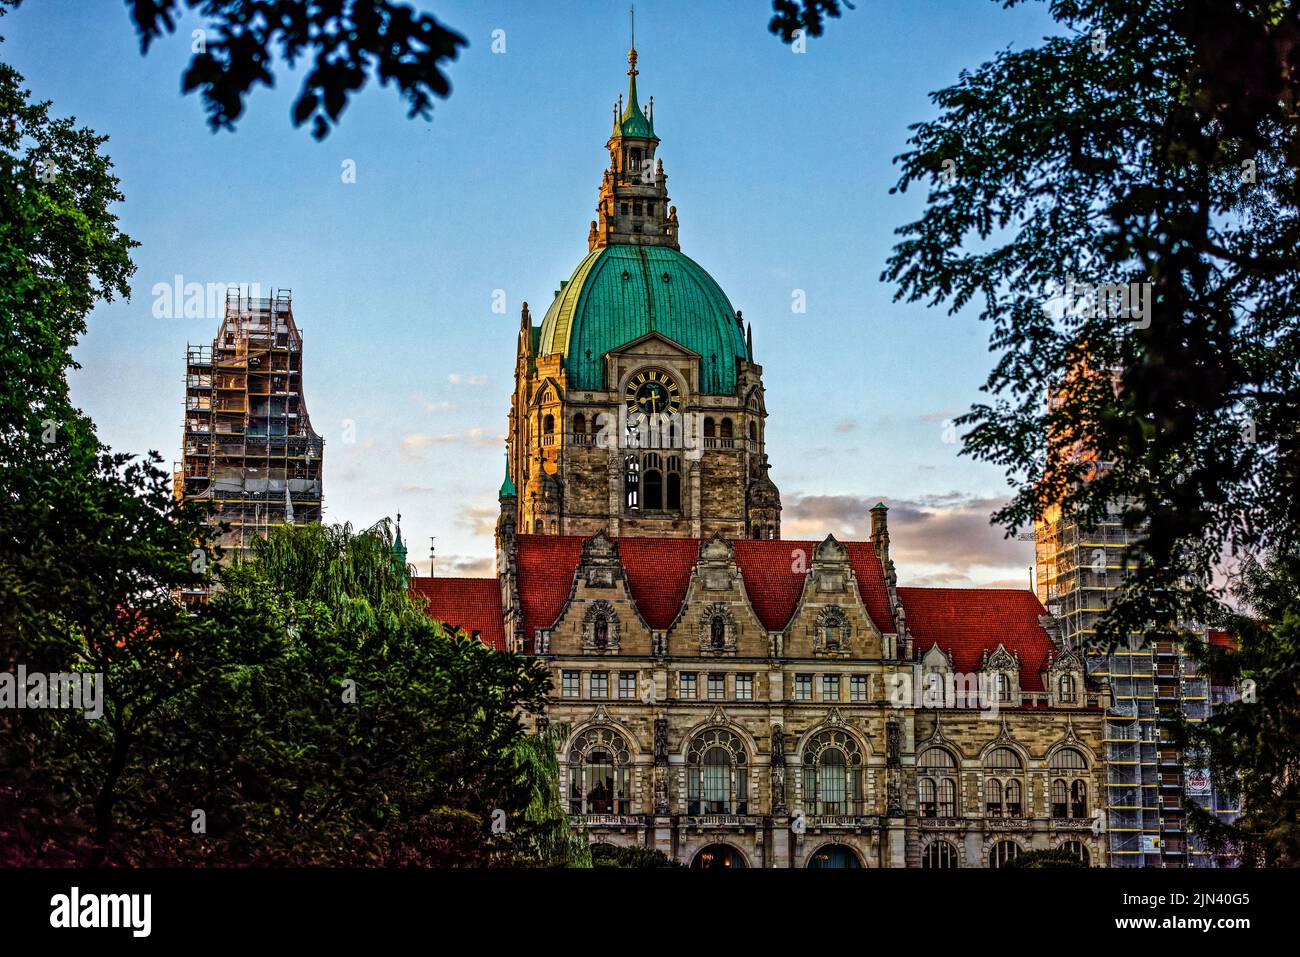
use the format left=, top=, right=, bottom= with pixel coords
left=919, top=747, right=958, bottom=818
left=803, top=731, right=862, bottom=815
left=687, top=729, right=748, bottom=815
left=568, top=727, right=631, bottom=815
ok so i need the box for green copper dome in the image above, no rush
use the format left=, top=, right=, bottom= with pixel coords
left=538, top=244, right=747, bottom=394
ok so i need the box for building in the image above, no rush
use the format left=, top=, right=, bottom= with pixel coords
left=410, top=42, right=1112, bottom=867
left=176, top=288, right=324, bottom=564
left=1036, top=502, right=1240, bottom=866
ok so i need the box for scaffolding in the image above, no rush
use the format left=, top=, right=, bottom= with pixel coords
left=1037, top=503, right=1238, bottom=867
left=176, top=288, right=324, bottom=567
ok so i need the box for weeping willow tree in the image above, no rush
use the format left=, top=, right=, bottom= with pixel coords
left=507, top=721, right=591, bottom=868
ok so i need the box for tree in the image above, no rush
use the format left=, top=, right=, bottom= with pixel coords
left=1182, top=550, right=1300, bottom=867
left=873, top=0, right=1300, bottom=648
left=590, top=842, right=682, bottom=868
left=0, top=32, right=263, bottom=865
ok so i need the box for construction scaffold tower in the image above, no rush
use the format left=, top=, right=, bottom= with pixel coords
left=175, top=288, right=325, bottom=568
left=1036, top=502, right=1239, bottom=867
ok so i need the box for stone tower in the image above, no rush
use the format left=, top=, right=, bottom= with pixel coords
left=505, top=44, right=781, bottom=540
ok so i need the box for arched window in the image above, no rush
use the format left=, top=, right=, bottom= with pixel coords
left=1051, top=779, right=1069, bottom=818
left=984, top=747, right=1022, bottom=770
left=748, top=421, right=757, bottom=441
left=1049, top=748, right=1088, bottom=770
left=983, top=747, right=1022, bottom=818
left=643, top=468, right=663, bottom=510
left=1049, top=748, right=1090, bottom=819
left=985, top=778, right=1004, bottom=817
left=918, top=748, right=958, bottom=818
left=1059, top=673, right=1077, bottom=703
left=624, top=455, right=639, bottom=510
left=1005, top=779, right=1023, bottom=817
left=543, top=414, right=555, bottom=435
left=568, top=727, right=631, bottom=815
left=628, top=147, right=642, bottom=174
left=720, top=417, right=734, bottom=439
left=573, top=412, right=586, bottom=434
left=923, top=841, right=958, bottom=869
left=1060, top=840, right=1090, bottom=866
left=989, top=841, right=1020, bottom=868
left=803, top=731, right=862, bottom=815
left=666, top=472, right=681, bottom=510
left=704, top=417, right=716, bottom=438
left=1071, top=780, right=1088, bottom=818
left=710, top=615, right=726, bottom=649
left=687, top=729, right=748, bottom=815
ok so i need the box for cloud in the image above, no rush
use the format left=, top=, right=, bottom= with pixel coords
left=834, top=419, right=856, bottom=433
left=413, top=396, right=456, bottom=415
left=428, top=554, right=495, bottom=577
left=460, top=504, right=499, bottom=537
left=781, top=491, right=1033, bottom=585
left=447, top=373, right=488, bottom=386
left=401, top=428, right=502, bottom=449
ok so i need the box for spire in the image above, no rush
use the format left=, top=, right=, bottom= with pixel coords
left=617, top=7, right=654, bottom=140
left=391, top=512, right=409, bottom=585
left=499, top=456, right=517, bottom=499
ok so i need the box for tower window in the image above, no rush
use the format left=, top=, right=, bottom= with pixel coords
left=633, top=201, right=643, bottom=216
left=720, top=418, right=734, bottom=439
left=704, top=417, right=716, bottom=438
left=624, top=455, right=640, bottom=510
left=620, top=204, right=629, bottom=216
left=573, top=412, right=586, bottom=434
left=647, top=202, right=655, bottom=217
left=749, top=421, right=757, bottom=441
left=644, top=468, right=663, bottom=510
left=667, top=472, right=681, bottom=511
left=629, top=148, right=642, bottom=172
left=543, top=414, right=555, bottom=435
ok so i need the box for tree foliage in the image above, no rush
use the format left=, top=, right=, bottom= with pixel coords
left=1182, top=550, right=1300, bottom=866
left=119, top=0, right=467, bottom=139
left=881, top=0, right=1300, bottom=647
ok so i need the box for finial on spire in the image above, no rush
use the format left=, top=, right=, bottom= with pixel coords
left=629, top=4, right=636, bottom=55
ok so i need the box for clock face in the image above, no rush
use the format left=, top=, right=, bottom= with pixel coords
left=624, top=369, right=680, bottom=420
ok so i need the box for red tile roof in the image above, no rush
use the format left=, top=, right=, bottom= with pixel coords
left=897, top=586, right=1054, bottom=691
left=409, top=577, right=506, bottom=651
left=513, top=534, right=895, bottom=637
left=732, top=540, right=894, bottom=634
left=515, top=535, right=585, bottom=636
left=617, top=538, right=700, bottom=628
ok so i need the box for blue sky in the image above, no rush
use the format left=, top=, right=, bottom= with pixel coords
left=4, top=0, right=1062, bottom=587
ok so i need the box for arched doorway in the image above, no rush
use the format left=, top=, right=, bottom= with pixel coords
left=690, top=844, right=747, bottom=869
left=807, top=844, right=862, bottom=869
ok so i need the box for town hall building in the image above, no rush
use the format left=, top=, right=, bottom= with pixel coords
left=410, top=42, right=1110, bottom=868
